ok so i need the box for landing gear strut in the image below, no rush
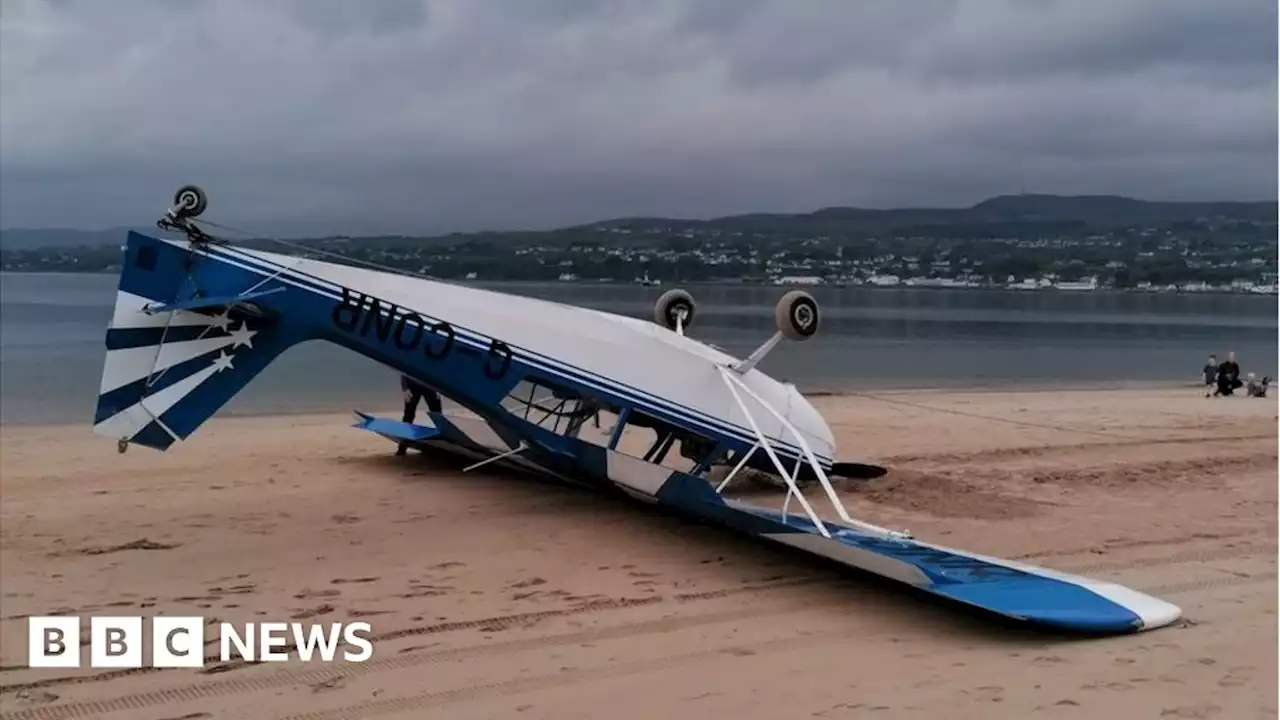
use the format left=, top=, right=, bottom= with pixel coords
left=731, top=289, right=821, bottom=374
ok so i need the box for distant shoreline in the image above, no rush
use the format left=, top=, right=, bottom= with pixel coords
left=0, top=270, right=1274, bottom=296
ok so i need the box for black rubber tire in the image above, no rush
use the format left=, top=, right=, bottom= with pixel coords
left=653, top=289, right=696, bottom=331
left=172, top=185, right=208, bottom=219
left=775, top=289, right=819, bottom=341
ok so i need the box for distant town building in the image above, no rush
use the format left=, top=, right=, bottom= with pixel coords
left=1055, top=276, right=1099, bottom=291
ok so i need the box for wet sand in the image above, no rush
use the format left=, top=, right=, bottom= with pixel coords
left=0, top=386, right=1275, bottom=719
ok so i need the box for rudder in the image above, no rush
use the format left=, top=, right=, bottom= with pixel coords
left=92, top=232, right=302, bottom=451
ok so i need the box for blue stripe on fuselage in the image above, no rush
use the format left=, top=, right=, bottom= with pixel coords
left=191, top=239, right=832, bottom=467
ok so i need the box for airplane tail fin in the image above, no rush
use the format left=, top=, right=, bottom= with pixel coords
left=92, top=232, right=299, bottom=451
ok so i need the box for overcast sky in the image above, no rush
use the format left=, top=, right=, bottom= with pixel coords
left=1, top=0, right=1275, bottom=235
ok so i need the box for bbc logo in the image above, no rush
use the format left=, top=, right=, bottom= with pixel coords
left=29, top=616, right=374, bottom=668
left=28, top=616, right=205, bottom=668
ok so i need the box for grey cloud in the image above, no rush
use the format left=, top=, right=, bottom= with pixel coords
left=915, top=0, right=1276, bottom=81
left=288, top=0, right=429, bottom=38
left=0, top=0, right=1274, bottom=235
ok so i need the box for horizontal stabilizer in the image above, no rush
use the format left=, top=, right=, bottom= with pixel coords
left=352, top=412, right=442, bottom=443
left=143, top=287, right=284, bottom=314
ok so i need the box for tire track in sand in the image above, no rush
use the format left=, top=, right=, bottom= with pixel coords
left=8, top=531, right=1263, bottom=693
left=1011, top=528, right=1267, bottom=562
left=1056, top=544, right=1277, bottom=576
left=0, top=574, right=828, bottom=696
left=881, top=432, right=1276, bottom=466
left=271, top=629, right=857, bottom=720
left=1140, top=571, right=1277, bottom=597
left=3, top=539, right=1272, bottom=719
left=0, top=591, right=856, bottom=720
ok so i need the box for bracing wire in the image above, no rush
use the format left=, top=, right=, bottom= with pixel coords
left=190, top=218, right=442, bottom=282
left=837, top=390, right=1156, bottom=442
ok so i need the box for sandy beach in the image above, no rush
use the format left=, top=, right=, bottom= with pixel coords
left=0, top=386, right=1275, bottom=719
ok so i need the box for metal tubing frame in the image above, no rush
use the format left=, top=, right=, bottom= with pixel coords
left=717, top=368, right=833, bottom=537
left=462, top=441, right=529, bottom=472
left=716, top=365, right=910, bottom=540
left=714, top=442, right=758, bottom=493
left=607, top=407, right=631, bottom=449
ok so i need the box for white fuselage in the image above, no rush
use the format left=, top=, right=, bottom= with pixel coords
left=228, top=246, right=838, bottom=464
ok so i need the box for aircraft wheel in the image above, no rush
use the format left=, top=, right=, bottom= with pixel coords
left=775, top=289, right=819, bottom=341
left=172, top=185, right=208, bottom=219
left=654, top=289, right=696, bottom=331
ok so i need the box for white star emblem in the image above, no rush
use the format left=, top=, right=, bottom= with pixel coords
left=228, top=322, right=256, bottom=349
left=210, top=350, right=235, bottom=373
left=209, top=310, right=233, bottom=333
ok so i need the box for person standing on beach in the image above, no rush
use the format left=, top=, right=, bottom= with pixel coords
left=1214, top=351, right=1242, bottom=397
left=1203, top=354, right=1218, bottom=397
left=396, top=374, right=443, bottom=456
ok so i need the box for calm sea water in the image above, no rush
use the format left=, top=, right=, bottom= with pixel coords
left=1, top=272, right=1275, bottom=425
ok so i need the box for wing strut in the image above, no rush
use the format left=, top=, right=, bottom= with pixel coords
left=462, top=441, right=530, bottom=472
left=715, top=365, right=911, bottom=541
left=142, top=287, right=285, bottom=314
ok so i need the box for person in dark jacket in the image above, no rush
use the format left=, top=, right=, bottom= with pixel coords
left=1214, top=351, right=1242, bottom=397
left=396, top=375, right=443, bottom=455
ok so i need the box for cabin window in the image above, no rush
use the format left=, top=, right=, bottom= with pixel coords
left=497, top=377, right=725, bottom=476
left=501, top=376, right=613, bottom=437
left=611, top=408, right=725, bottom=474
